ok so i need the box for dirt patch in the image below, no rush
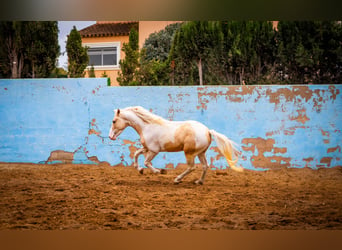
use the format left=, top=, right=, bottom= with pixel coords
left=0, top=163, right=341, bottom=230
left=47, top=150, right=74, bottom=164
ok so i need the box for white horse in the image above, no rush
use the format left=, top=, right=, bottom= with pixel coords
left=109, top=106, right=243, bottom=184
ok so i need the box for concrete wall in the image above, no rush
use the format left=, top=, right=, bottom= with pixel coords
left=0, top=79, right=341, bottom=170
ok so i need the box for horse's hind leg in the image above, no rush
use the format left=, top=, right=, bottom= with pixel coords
left=174, top=154, right=196, bottom=184
left=195, top=152, right=209, bottom=185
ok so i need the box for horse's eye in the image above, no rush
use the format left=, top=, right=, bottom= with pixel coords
left=112, top=120, right=116, bottom=124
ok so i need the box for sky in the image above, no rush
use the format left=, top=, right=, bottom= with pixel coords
left=57, top=21, right=96, bottom=69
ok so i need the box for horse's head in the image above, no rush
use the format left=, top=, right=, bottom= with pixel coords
left=108, top=109, right=128, bottom=140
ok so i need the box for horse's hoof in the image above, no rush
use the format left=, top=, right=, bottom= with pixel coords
left=174, top=179, right=182, bottom=185
left=194, top=180, right=203, bottom=185
left=139, top=169, right=144, bottom=175
left=160, top=169, right=167, bottom=175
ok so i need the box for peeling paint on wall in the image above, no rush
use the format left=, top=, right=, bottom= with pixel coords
left=242, top=137, right=291, bottom=170
left=0, top=80, right=341, bottom=170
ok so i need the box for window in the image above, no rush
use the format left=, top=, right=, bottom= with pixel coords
left=84, top=42, right=120, bottom=69
left=88, top=47, right=117, bottom=66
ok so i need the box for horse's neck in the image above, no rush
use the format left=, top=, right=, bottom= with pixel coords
left=125, top=112, right=145, bottom=136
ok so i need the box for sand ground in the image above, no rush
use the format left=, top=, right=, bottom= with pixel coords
left=0, top=163, right=341, bottom=230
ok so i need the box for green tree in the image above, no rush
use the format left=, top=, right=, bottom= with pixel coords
left=138, top=23, right=181, bottom=85
left=249, top=21, right=277, bottom=83
left=142, top=22, right=182, bottom=62
left=170, top=21, right=224, bottom=85
left=314, top=21, right=342, bottom=83
left=66, top=26, right=88, bottom=78
left=0, top=21, right=28, bottom=78
left=50, top=67, right=68, bottom=78
left=220, top=21, right=276, bottom=85
left=25, top=21, right=60, bottom=78
left=88, top=65, right=95, bottom=77
left=167, top=21, right=342, bottom=85
left=0, top=21, right=60, bottom=78
left=138, top=50, right=170, bottom=85
left=0, top=21, right=20, bottom=78
left=225, top=21, right=253, bottom=84
left=276, top=21, right=342, bottom=84
left=168, top=27, right=195, bottom=85
left=117, top=27, right=140, bottom=85
left=277, top=21, right=314, bottom=83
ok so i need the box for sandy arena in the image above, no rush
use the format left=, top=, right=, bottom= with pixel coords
left=0, top=163, right=341, bottom=230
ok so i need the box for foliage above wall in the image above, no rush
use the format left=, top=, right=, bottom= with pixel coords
left=136, top=21, right=342, bottom=86
left=0, top=21, right=60, bottom=79
left=66, top=26, right=89, bottom=78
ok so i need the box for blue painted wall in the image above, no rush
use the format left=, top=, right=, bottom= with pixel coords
left=0, top=79, right=341, bottom=170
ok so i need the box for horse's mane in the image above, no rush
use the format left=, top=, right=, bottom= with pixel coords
left=124, top=106, right=165, bottom=125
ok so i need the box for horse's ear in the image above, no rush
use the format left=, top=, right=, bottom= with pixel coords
left=117, top=109, right=120, bottom=116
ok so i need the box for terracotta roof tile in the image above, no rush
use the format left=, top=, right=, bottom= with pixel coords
left=79, top=22, right=138, bottom=38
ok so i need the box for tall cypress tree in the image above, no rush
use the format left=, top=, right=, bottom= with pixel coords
left=170, top=21, right=223, bottom=85
left=117, top=27, right=140, bottom=85
left=26, top=21, right=60, bottom=78
left=66, top=26, right=88, bottom=78
left=0, top=21, right=24, bottom=78
left=276, top=21, right=342, bottom=84
left=220, top=21, right=276, bottom=85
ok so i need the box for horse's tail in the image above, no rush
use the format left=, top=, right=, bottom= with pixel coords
left=209, top=130, right=243, bottom=172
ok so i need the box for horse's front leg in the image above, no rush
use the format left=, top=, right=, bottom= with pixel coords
left=134, top=148, right=146, bottom=174
left=143, top=151, right=160, bottom=174
left=144, top=150, right=167, bottom=174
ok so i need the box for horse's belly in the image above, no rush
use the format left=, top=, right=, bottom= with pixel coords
left=160, top=122, right=210, bottom=153
left=142, top=125, right=179, bottom=152
left=162, top=140, right=184, bottom=152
